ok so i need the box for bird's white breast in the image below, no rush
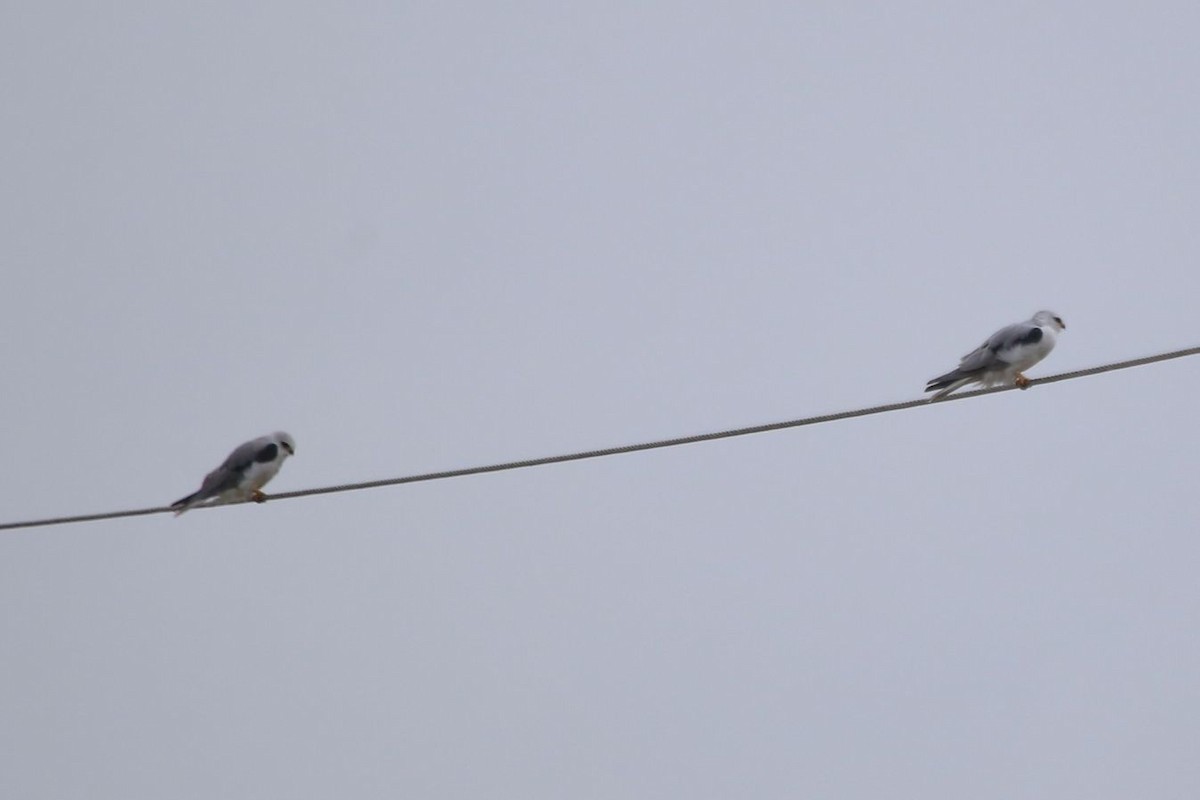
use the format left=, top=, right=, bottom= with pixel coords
left=244, top=458, right=284, bottom=491
left=1001, top=326, right=1056, bottom=372
left=219, top=457, right=285, bottom=502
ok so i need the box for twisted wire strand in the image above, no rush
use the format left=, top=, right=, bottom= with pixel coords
left=3, top=345, right=1197, bottom=532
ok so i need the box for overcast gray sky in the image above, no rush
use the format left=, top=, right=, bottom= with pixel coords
left=3, top=2, right=1199, bottom=798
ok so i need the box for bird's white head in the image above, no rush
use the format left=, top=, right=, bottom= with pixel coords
left=273, top=432, right=296, bottom=457
left=1032, top=310, right=1066, bottom=331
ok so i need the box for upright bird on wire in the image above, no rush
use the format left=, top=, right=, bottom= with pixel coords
left=171, top=432, right=296, bottom=515
left=925, top=310, right=1066, bottom=400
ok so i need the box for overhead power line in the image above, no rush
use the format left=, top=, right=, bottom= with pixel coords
left=3, top=345, right=1198, bottom=532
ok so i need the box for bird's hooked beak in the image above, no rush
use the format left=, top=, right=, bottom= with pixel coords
left=282, top=442, right=295, bottom=455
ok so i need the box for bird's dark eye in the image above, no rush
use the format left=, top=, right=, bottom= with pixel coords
left=1055, top=317, right=1063, bottom=325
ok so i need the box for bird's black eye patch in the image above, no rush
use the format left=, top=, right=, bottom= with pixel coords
left=255, top=443, right=279, bottom=463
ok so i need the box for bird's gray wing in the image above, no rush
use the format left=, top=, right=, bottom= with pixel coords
left=957, top=322, right=1034, bottom=372
left=194, top=439, right=266, bottom=498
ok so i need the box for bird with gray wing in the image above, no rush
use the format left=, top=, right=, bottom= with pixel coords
left=925, top=311, right=1066, bottom=400
left=171, top=432, right=296, bottom=515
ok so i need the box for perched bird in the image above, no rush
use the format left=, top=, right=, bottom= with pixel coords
left=925, top=310, right=1066, bottom=400
left=171, top=432, right=296, bottom=515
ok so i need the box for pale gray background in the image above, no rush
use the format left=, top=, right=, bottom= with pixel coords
left=2, top=2, right=1199, bottom=798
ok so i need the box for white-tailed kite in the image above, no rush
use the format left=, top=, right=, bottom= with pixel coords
left=925, top=310, right=1066, bottom=400
left=171, top=432, right=296, bottom=515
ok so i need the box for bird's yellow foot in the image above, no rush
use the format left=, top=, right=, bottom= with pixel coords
left=1014, top=373, right=1031, bottom=389
left=251, top=490, right=268, bottom=503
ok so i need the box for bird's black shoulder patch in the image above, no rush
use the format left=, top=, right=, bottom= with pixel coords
left=255, top=442, right=279, bottom=463
left=1017, top=327, right=1044, bottom=346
